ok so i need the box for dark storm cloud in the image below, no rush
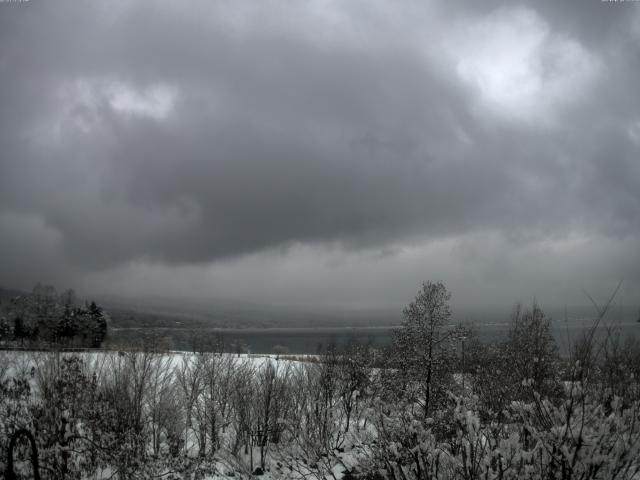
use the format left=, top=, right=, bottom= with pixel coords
left=0, top=0, right=639, bottom=305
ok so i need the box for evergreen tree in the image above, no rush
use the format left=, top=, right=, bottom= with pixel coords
left=13, top=315, right=31, bottom=345
left=0, top=316, right=12, bottom=341
left=89, top=301, right=102, bottom=317
left=92, top=314, right=107, bottom=348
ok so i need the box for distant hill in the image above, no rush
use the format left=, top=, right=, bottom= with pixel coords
left=2, top=284, right=637, bottom=332
left=96, top=293, right=401, bottom=330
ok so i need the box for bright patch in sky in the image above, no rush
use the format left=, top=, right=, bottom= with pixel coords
left=60, top=79, right=178, bottom=127
left=107, top=82, right=177, bottom=120
left=447, top=7, right=597, bottom=122
left=629, top=120, right=640, bottom=145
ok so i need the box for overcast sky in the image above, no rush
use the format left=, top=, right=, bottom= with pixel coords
left=1, top=0, right=639, bottom=313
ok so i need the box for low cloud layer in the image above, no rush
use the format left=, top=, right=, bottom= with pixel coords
left=1, top=1, right=639, bottom=311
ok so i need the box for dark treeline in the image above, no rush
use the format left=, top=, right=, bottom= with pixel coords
left=1, top=281, right=639, bottom=479
left=0, top=284, right=107, bottom=348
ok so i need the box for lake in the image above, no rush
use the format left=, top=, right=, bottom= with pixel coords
left=109, top=320, right=640, bottom=355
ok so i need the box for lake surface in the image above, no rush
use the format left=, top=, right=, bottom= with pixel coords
left=110, top=320, right=640, bottom=354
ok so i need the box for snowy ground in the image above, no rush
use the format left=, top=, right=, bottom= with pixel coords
left=1, top=349, right=369, bottom=480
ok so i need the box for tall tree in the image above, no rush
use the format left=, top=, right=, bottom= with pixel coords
left=504, top=302, right=560, bottom=400
left=392, top=281, right=461, bottom=419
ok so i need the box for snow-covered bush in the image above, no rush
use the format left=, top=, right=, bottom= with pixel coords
left=366, top=391, right=640, bottom=480
left=0, top=374, right=33, bottom=475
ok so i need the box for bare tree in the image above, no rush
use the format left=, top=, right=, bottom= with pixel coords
left=337, top=341, right=371, bottom=433
left=230, top=359, right=256, bottom=460
left=146, top=353, right=178, bottom=458
left=175, top=352, right=205, bottom=456
left=391, top=281, right=461, bottom=419
left=252, top=360, right=293, bottom=469
left=195, top=349, right=238, bottom=456
left=503, top=302, right=561, bottom=401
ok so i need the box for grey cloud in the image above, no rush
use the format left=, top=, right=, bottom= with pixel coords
left=0, top=1, right=639, bottom=307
